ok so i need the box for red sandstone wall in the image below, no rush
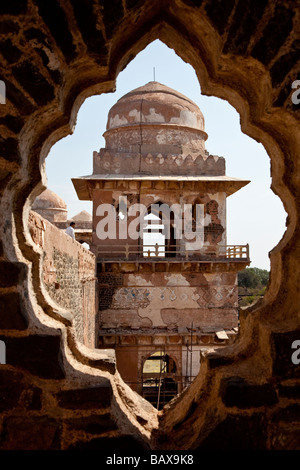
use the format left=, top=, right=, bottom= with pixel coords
left=29, top=211, right=97, bottom=348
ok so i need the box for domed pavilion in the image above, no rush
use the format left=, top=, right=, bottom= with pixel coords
left=72, top=82, right=251, bottom=408
left=32, top=188, right=68, bottom=223
left=32, top=189, right=92, bottom=246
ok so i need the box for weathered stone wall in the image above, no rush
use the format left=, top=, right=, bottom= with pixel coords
left=29, top=210, right=97, bottom=348
left=99, top=272, right=238, bottom=331
left=0, top=0, right=299, bottom=451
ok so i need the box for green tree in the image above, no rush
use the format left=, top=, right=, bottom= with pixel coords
left=238, top=267, right=269, bottom=289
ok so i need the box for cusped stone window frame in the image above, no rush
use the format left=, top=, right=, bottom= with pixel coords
left=1, top=6, right=298, bottom=450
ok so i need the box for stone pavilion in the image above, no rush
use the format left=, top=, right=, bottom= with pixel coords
left=72, top=81, right=250, bottom=407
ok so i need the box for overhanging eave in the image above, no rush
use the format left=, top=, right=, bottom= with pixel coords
left=71, top=178, right=92, bottom=200
left=72, top=174, right=250, bottom=198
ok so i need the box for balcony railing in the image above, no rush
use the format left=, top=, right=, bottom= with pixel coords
left=96, top=244, right=249, bottom=262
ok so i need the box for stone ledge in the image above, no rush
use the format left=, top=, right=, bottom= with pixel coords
left=73, top=341, right=116, bottom=375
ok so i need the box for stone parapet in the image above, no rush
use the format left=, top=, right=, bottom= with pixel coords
left=93, top=148, right=225, bottom=176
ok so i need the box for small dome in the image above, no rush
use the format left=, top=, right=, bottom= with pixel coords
left=103, top=82, right=207, bottom=155
left=32, top=189, right=67, bottom=211
left=106, top=81, right=205, bottom=132
left=71, top=210, right=92, bottom=222
left=32, top=189, right=67, bottom=223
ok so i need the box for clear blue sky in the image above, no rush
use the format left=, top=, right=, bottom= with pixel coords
left=46, top=40, right=286, bottom=271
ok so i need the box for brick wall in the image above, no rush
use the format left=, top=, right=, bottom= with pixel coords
left=0, top=0, right=299, bottom=451
left=29, top=211, right=97, bottom=348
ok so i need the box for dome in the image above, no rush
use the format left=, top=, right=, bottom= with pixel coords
left=32, top=189, right=67, bottom=211
left=71, top=210, right=92, bottom=222
left=103, top=82, right=207, bottom=155
left=106, top=81, right=205, bottom=132
left=32, top=189, right=67, bottom=223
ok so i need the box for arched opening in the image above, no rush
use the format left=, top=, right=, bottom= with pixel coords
left=142, top=351, right=178, bottom=410
left=47, top=40, right=286, bottom=273
left=41, top=40, right=286, bottom=405
left=142, top=201, right=177, bottom=258
left=143, top=204, right=166, bottom=258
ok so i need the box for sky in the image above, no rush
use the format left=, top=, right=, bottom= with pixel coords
left=46, top=40, right=287, bottom=271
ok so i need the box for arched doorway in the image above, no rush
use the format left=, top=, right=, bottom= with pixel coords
left=142, top=207, right=166, bottom=258
left=142, top=351, right=178, bottom=409
left=142, top=202, right=177, bottom=258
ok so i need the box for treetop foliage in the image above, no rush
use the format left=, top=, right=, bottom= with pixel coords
left=238, top=267, right=269, bottom=289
